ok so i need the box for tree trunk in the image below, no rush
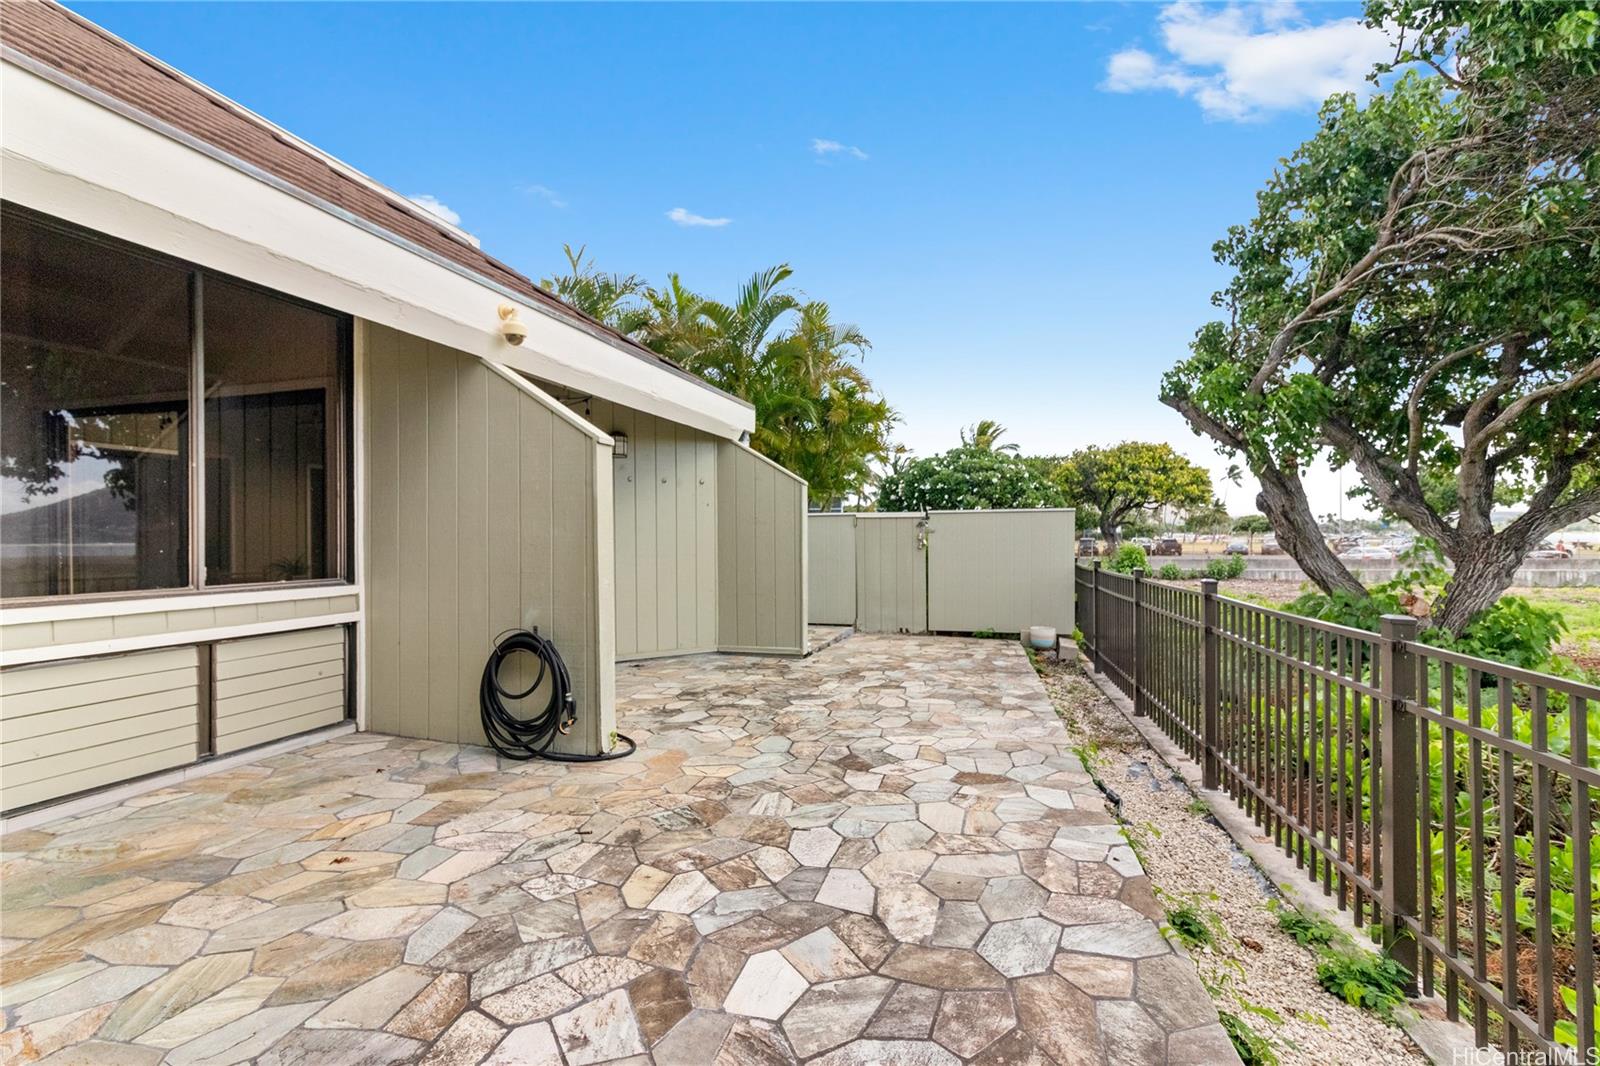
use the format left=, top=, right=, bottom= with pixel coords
left=1255, top=464, right=1366, bottom=599
left=1432, top=536, right=1526, bottom=635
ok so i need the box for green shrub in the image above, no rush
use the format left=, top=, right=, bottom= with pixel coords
left=1219, top=1011, right=1279, bottom=1066
left=1423, top=595, right=1566, bottom=670
left=1275, top=907, right=1339, bottom=948
left=1157, top=562, right=1185, bottom=580
left=1315, top=951, right=1412, bottom=1020
left=1107, top=543, right=1148, bottom=574
left=1164, top=904, right=1215, bottom=950
left=1205, top=555, right=1246, bottom=580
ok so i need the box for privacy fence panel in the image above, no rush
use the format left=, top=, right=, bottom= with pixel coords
left=926, top=509, right=1074, bottom=635
left=853, top=514, right=928, bottom=635
left=1075, top=562, right=1598, bottom=1063
left=807, top=514, right=858, bottom=626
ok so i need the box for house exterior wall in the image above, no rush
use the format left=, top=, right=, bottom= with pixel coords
left=717, top=443, right=808, bottom=655
left=213, top=627, right=347, bottom=754
left=362, top=323, right=616, bottom=755
left=581, top=399, right=719, bottom=661
left=0, top=646, right=201, bottom=811
left=0, top=593, right=358, bottom=664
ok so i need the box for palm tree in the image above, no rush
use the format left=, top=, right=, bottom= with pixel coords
left=539, top=245, right=650, bottom=334
left=685, top=265, right=801, bottom=398
left=637, top=274, right=714, bottom=363
left=960, top=419, right=1017, bottom=453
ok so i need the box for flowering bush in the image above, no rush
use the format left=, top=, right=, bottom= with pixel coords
left=876, top=447, right=1066, bottom=511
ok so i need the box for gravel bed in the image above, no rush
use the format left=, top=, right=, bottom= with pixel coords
left=1040, top=657, right=1427, bottom=1066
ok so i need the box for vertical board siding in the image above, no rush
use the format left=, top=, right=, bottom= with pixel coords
left=213, top=626, right=347, bottom=754
left=574, top=398, right=720, bottom=660
left=807, top=515, right=858, bottom=625
left=363, top=324, right=613, bottom=750
left=854, top=515, right=928, bottom=634
left=1, top=646, right=200, bottom=811
left=925, top=510, right=1075, bottom=634
left=716, top=443, right=807, bottom=655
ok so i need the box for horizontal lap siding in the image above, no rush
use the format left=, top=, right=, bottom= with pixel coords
left=0, top=595, right=358, bottom=653
left=363, top=324, right=613, bottom=751
left=0, top=647, right=200, bottom=811
left=716, top=444, right=807, bottom=655
left=213, top=626, right=346, bottom=754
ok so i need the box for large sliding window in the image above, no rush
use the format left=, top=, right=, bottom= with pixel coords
left=1, top=206, right=350, bottom=602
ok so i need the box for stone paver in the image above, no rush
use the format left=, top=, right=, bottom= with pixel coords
left=0, top=633, right=1231, bottom=1063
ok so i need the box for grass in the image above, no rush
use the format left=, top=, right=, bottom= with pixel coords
left=1515, top=585, right=1600, bottom=667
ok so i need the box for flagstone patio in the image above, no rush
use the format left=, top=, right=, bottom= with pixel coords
left=0, top=633, right=1234, bottom=1065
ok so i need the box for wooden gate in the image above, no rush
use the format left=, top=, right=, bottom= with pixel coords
left=926, top=509, right=1074, bottom=634
left=853, top=514, right=927, bottom=634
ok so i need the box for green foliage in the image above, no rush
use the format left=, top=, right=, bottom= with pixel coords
left=1054, top=442, right=1212, bottom=542
left=1232, top=515, right=1272, bottom=535
left=960, top=419, right=1016, bottom=453
left=1184, top=500, right=1232, bottom=535
left=1218, top=1011, right=1279, bottom=1066
left=541, top=255, right=895, bottom=506
left=1107, top=543, right=1149, bottom=575
left=1205, top=555, right=1247, bottom=581
left=1275, top=907, right=1339, bottom=949
left=1315, top=952, right=1413, bottom=1021
left=1157, top=562, right=1186, bottom=581
left=1162, top=1, right=1600, bottom=634
left=875, top=447, right=1066, bottom=512
left=1422, top=596, right=1568, bottom=670
left=1164, top=904, right=1216, bottom=950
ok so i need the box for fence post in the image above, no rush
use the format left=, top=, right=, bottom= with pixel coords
left=1379, top=613, right=1421, bottom=992
left=1090, top=562, right=1102, bottom=673
left=1131, top=568, right=1146, bottom=716
left=1200, top=578, right=1220, bottom=790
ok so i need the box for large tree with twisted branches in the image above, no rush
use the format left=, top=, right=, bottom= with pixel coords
left=1162, top=1, right=1600, bottom=633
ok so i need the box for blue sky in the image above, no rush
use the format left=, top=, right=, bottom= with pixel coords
left=72, top=1, right=1393, bottom=516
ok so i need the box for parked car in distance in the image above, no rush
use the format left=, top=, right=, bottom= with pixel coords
left=1260, top=534, right=1282, bottom=555
left=1077, top=537, right=1100, bottom=557
left=1225, top=540, right=1249, bottom=556
left=1338, top=545, right=1397, bottom=562
left=1153, top=536, right=1183, bottom=556
left=1528, top=540, right=1572, bottom=559
left=1131, top=537, right=1155, bottom=552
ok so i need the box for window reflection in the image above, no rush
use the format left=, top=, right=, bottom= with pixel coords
left=1, top=214, right=191, bottom=597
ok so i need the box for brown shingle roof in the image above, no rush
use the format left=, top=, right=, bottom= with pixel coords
left=0, top=0, right=689, bottom=376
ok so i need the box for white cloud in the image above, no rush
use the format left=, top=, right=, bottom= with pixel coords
left=812, top=138, right=869, bottom=160
left=667, top=207, right=731, bottom=228
left=1102, top=2, right=1394, bottom=121
left=407, top=194, right=460, bottom=225
left=522, top=184, right=567, bottom=209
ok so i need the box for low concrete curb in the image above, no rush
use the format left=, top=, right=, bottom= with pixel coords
left=1076, top=664, right=1493, bottom=1066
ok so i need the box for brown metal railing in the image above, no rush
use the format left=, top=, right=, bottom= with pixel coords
left=1075, top=562, right=1598, bottom=1060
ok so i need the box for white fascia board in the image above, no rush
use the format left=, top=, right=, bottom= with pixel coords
left=0, top=61, right=755, bottom=441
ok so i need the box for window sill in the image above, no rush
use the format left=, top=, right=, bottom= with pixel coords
left=1, top=581, right=358, bottom=626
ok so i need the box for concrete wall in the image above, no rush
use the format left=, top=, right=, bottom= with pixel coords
left=926, top=509, right=1075, bottom=634
left=363, top=323, right=615, bottom=755
left=1234, top=557, right=1600, bottom=587
left=717, top=443, right=808, bottom=655
left=577, top=398, right=719, bottom=660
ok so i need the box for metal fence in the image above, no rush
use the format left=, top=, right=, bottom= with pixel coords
left=1075, top=562, right=1598, bottom=1061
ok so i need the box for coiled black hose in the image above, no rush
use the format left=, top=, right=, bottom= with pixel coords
left=478, top=628, right=636, bottom=762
